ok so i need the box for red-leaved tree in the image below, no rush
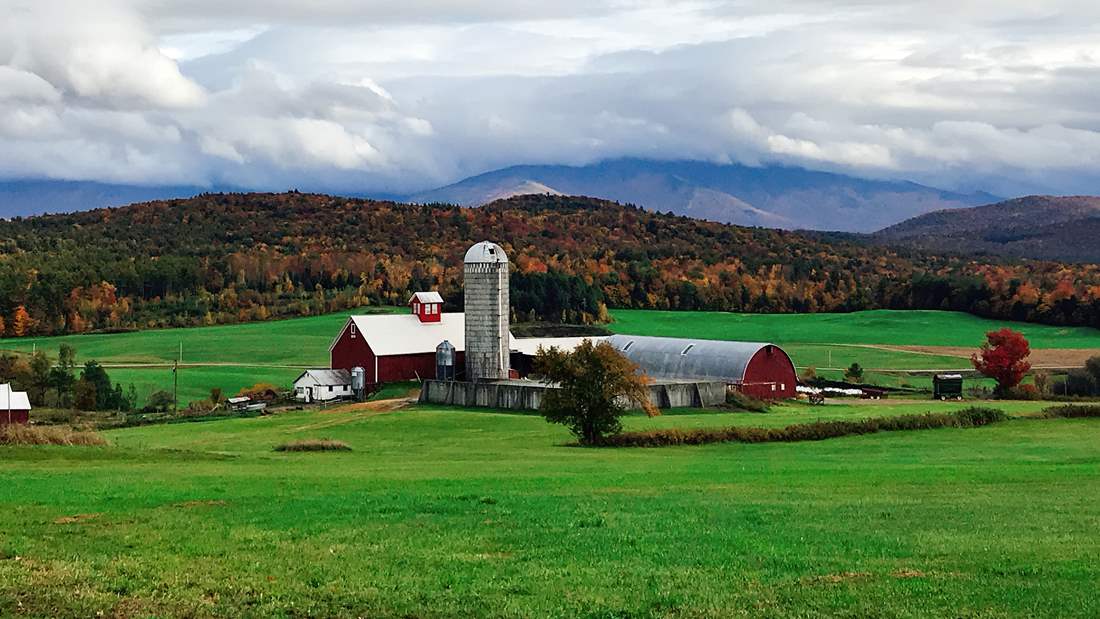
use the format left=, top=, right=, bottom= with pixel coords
left=971, top=328, right=1031, bottom=395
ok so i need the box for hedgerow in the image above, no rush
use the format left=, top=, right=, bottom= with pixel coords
left=0, top=424, right=108, bottom=446
left=1040, top=405, right=1100, bottom=419
left=597, top=407, right=1008, bottom=448
left=274, top=439, right=352, bottom=452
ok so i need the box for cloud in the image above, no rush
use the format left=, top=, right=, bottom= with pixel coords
left=2, top=0, right=1100, bottom=195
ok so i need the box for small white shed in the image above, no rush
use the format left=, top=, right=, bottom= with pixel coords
left=294, top=369, right=353, bottom=403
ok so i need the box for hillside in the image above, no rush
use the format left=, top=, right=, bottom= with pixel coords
left=409, top=159, right=998, bottom=232
left=1, top=192, right=1099, bottom=338
left=875, top=195, right=1100, bottom=262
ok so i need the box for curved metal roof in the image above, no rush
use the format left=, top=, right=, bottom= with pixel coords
left=607, top=334, right=783, bottom=383
left=464, top=240, right=508, bottom=264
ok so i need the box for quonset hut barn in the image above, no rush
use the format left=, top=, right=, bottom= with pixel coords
left=607, top=335, right=797, bottom=400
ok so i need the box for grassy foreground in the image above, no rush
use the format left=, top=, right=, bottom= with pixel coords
left=2, top=400, right=1099, bottom=617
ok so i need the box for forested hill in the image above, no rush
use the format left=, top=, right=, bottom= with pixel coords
left=875, top=195, right=1100, bottom=263
left=0, top=192, right=1098, bottom=337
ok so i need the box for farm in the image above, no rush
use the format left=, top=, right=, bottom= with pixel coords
left=2, top=399, right=1099, bottom=617
left=2, top=307, right=1098, bottom=405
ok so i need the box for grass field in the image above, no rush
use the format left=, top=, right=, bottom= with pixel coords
left=0, top=307, right=399, bottom=404
left=2, top=399, right=1099, bottom=617
left=2, top=308, right=1098, bottom=405
left=609, top=308, right=1100, bottom=349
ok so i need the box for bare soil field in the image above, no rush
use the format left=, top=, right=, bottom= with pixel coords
left=881, top=345, right=1100, bottom=368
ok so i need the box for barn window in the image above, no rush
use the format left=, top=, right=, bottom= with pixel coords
left=350, top=324, right=357, bottom=338
left=771, top=384, right=776, bottom=391
left=329, top=386, right=333, bottom=392
left=622, top=341, right=634, bottom=352
left=681, top=344, right=694, bottom=355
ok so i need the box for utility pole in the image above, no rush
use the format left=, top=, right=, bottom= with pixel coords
left=5, top=384, right=10, bottom=426
left=173, top=360, right=178, bottom=415
left=174, top=341, right=182, bottom=415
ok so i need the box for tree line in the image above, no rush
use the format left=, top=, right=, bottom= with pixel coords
left=1, top=192, right=1100, bottom=337
left=0, top=345, right=134, bottom=411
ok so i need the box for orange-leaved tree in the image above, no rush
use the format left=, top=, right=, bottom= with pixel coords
left=971, top=328, right=1031, bottom=395
left=535, top=340, right=658, bottom=446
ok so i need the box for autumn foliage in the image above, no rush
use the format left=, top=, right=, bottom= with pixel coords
left=2, top=192, right=1100, bottom=336
left=971, top=328, right=1032, bottom=394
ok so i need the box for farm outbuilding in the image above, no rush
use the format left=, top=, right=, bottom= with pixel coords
left=294, top=369, right=353, bottom=403
left=1, top=384, right=31, bottom=425
left=933, top=374, right=964, bottom=400
left=606, top=335, right=797, bottom=400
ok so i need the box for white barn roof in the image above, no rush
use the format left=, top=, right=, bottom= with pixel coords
left=607, top=334, right=781, bottom=383
left=408, top=291, right=444, bottom=304
left=1, top=384, right=31, bottom=410
left=332, top=313, right=517, bottom=357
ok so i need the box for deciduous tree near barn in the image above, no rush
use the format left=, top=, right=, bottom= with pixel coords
left=972, top=328, right=1031, bottom=395
left=536, top=340, right=658, bottom=446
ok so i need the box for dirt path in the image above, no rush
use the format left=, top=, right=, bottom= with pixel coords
left=865, top=344, right=1099, bottom=368
left=288, top=398, right=414, bottom=432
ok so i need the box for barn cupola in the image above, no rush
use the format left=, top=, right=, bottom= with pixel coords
left=408, top=291, right=444, bottom=323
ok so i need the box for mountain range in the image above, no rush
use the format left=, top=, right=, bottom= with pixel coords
left=0, top=180, right=205, bottom=219
left=875, top=195, right=1100, bottom=263
left=408, top=159, right=999, bottom=233
left=2, top=159, right=997, bottom=232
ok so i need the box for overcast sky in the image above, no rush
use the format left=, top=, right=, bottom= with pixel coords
left=3, top=0, right=1100, bottom=195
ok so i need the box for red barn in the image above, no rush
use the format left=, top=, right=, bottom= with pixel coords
left=0, top=384, right=31, bottom=425
left=330, top=293, right=517, bottom=385
left=607, top=335, right=798, bottom=400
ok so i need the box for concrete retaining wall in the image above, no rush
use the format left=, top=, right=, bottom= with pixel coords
left=420, top=379, right=727, bottom=411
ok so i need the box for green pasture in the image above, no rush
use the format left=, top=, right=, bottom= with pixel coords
left=609, top=308, right=1100, bottom=349
left=0, top=306, right=399, bottom=366
left=106, top=366, right=303, bottom=405
left=3, top=308, right=1098, bottom=407
left=3, top=400, right=1098, bottom=617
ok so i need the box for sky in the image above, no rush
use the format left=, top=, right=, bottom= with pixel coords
left=3, top=0, right=1100, bottom=196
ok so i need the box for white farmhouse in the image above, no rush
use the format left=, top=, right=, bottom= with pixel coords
left=293, top=369, right=353, bottom=403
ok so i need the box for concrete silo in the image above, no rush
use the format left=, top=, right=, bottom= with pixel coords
left=464, top=241, right=510, bottom=381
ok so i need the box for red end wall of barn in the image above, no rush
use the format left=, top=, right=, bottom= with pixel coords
left=330, top=321, right=377, bottom=378
left=740, top=345, right=798, bottom=400
left=0, top=410, right=30, bottom=425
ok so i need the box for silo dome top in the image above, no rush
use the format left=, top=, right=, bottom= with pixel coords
left=464, top=241, right=508, bottom=264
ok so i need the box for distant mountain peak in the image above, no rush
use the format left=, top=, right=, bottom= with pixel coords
left=408, top=158, right=999, bottom=232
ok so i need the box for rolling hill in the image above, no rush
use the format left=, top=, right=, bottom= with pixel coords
left=408, top=159, right=998, bottom=232
left=875, top=195, right=1100, bottom=263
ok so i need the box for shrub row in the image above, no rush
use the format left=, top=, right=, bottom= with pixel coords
left=274, top=439, right=352, bottom=452
left=598, top=407, right=1008, bottom=448
left=0, top=424, right=108, bottom=447
left=1040, top=405, right=1100, bottom=419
